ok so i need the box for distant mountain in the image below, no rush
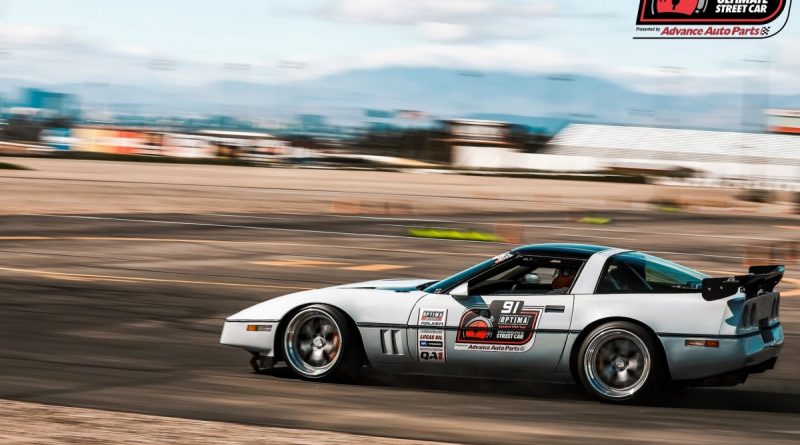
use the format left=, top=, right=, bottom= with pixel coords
left=468, top=114, right=570, bottom=136
left=1, top=67, right=798, bottom=132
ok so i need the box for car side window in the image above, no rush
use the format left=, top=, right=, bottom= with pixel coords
left=597, top=260, right=651, bottom=293
left=468, top=256, right=584, bottom=295
left=597, top=252, right=706, bottom=294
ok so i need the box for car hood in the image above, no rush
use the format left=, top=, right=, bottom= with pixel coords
left=333, top=278, right=433, bottom=292
left=226, top=279, right=432, bottom=323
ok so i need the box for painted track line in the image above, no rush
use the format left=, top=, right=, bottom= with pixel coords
left=13, top=214, right=794, bottom=262
left=0, top=174, right=599, bottom=208
left=21, top=214, right=508, bottom=245
left=322, top=214, right=787, bottom=243
left=0, top=236, right=493, bottom=258
left=0, top=266, right=312, bottom=290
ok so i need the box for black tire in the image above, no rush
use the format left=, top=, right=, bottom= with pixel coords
left=576, top=321, right=666, bottom=403
left=281, top=304, right=361, bottom=381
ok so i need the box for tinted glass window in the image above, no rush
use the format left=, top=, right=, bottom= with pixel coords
left=597, top=252, right=708, bottom=294
left=423, top=258, right=500, bottom=294
left=468, top=256, right=584, bottom=295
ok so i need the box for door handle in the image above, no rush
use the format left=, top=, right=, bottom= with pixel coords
left=545, top=305, right=565, bottom=313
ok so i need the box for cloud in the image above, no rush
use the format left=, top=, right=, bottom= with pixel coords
left=1, top=24, right=798, bottom=100
left=294, top=41, right=800, bottom=97
left=311, top=43, right=577, bottom=76
left=0, top=25, right=93, bottom=53
left=321, top=0, right=494, bottom=24
left=319, top=0, right=558, bottom=42
left=0, top=25, right=198, bottom=86
left=772, top=38, right=800, bottom=73
left=416, top=22, right=472, bottom=42
left=115, top=45, right=153, bottom=57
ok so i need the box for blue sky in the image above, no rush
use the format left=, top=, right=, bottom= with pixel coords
left=0, top=0, right=797, bottom=94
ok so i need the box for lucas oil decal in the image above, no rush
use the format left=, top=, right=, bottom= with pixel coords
left=418, top=329, right=446, bottom=362
left=417, top=308, right=446, bottom=362
left=455, top=300, right=541, bottom=352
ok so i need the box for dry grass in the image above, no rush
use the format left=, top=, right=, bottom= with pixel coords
left=0, top=400, right=454, bottom=445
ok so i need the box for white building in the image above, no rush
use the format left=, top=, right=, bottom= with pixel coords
left=453, top=123, right=800, bottom=188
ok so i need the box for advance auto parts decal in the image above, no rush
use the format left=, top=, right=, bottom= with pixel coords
left=455, top=300, right=541, bottom=352
left=634, top=0, right=792, bottom=38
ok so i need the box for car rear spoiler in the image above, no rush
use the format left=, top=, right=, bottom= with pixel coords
left=701, top=265, right=785, bottom=301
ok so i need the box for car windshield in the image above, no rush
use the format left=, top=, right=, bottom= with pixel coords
left=421, top=256, right=503, bottom=293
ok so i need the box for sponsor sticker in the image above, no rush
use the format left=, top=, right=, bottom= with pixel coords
left=493, top=251, right=514, bottom=264
left=417, top=308, right=447, bottom=362
left=418, top=329, right=446, bottom=362
left=454, top=300, right=541, bottom=353
left=633, top=0, right=792, bottom=39
left=418, top=308, right=446, bottom=327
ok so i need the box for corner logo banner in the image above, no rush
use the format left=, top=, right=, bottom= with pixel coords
left=634, top=0, right=792, bottom=38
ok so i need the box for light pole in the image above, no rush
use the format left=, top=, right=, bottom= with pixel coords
left=0, top=43, right=7, bottom=121
left=277, top=60, right=307, bottom=131
left=546, top=73, right=575, bottom=122
left=741, top=58, right=771, bottom=187
left=742, top=58, right=770, bottom=133
left=223, top=62, right=254, bottom=128
left=457, top=70, right=484, bottom=117
left=147, top=58, right=176, bottom=123
left=657, top=66, right=683, bottom=127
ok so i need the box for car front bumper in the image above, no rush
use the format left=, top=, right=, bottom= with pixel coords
left=220, top=320, right=278, bottom=356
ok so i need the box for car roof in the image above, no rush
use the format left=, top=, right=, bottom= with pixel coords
left=511, top=243, right=613, bottom=260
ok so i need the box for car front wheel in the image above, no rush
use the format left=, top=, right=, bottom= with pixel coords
left=282, top=304, right=360, bottom=380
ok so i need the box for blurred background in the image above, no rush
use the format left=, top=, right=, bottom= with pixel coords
left=0, top=0, right=797, bottom=194
left=2, top=2, right=800, bottom=444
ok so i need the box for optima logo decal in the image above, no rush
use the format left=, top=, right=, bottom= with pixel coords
left=454, top=300, right=541, bottom=353
left=634, top=0, right=792, bottom=38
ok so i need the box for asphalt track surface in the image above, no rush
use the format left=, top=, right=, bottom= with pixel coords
left=2, top=164, right=800, bottom=444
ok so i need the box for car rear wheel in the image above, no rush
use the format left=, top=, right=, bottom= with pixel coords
left=577, top=321, right=664, bottom=403
left=282, top=304, right=360, bottom=380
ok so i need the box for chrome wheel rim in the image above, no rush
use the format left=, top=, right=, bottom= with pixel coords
left=583, top=328, right=651, bottom=400
left=284, top=308, right=342, bottom=377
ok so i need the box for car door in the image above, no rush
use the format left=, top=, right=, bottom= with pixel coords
left=408, top=255, right=578, bottom=377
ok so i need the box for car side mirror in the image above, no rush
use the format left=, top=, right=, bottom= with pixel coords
left=450, top=282, right=469, bottom=299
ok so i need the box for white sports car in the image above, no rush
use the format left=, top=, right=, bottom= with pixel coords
left=220, top=243, right=784, bottom=402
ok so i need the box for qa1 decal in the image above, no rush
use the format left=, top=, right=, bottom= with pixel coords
left=455, top=300, right=541, bottom=353
left=418, top=308, right=446, bottom=362
left=634, top=0, right=792, bottom=38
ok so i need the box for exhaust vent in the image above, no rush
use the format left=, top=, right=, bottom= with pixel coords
left=380, top=329, right=403, bottom=355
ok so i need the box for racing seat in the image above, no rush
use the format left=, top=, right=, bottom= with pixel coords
left=598, top=265, right=649, bottom=293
